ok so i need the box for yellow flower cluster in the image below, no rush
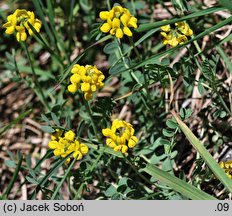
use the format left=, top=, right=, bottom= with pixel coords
left=48, top=129, right=89, bottom=164
left=68, top=64, right=105, bottom=100
left=3, top=9, right=42, bottom=42
left=102, top=119, right=138, bottom=154
left=160, top=21, right=193, bottom=47
left=99, top=5, right=138, bottom=39
left=219, top=160, right=232, bottom=179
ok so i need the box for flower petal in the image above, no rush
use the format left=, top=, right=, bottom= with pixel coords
left=100, top=23, right=111, bottom=33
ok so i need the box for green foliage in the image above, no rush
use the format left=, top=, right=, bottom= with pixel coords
left=1, top=0, right=231, bottom=201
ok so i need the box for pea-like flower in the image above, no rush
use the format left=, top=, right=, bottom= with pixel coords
left=99, top=5, right=138, bottom=39
left=219, top=160, right=232, bottom=179
left=160, top=21, right=193, bottom=47
left=68, top=64, right=105, bottom=100
left=102, top=119, right=138, bottom=154
left=3, top=9, right=42, bottom=42
left=48, top=129, right=89, bottom=164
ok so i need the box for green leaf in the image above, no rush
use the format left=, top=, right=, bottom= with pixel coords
left=4, top=160, right=16, bottom=168
left=26, top=176, right=39, bottom=185
left=219, top=111, right=227, bottom=118
left=103, top=41, right=118, bottom=54
left=159, top=139, right=171, bottom=145
left=41, top=125, right=55, bottom=133
left=166, top=118, right=178, bottom=129
left=105, top=185, right=117, bottom=197
left=51, top=112, right=60, bottom=126
left=180, top=108, right=193, bottom=119
left=41, top=114, right=50, bottom=124
left=109, top=61, right=127, bottom=75
left=65, top=115, right=72, bottom=129
left=162, top=129, right=175, bottom=137
left=80, top=0, right=92, bottom=12
left=198, top=78, right=206, bottom=95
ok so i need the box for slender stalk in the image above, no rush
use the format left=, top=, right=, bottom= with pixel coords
left=190, top=35, right=206, bottom=61
left=216, top=91, right=232, bottom=117
left=131, top=0, right=136, bottom=15
left=23, top=42, right=50, bottom=111
left=116, top=38, right=151, bottom=108
left=89, top=146, right=106, bottom=173
left=83, top=99, right=99, bottom=140
left=116, top=38, right=140, bottom=84
left=73, top=182, right=85, bottom=199
left=129, top=37, right=151, bottom=101
left=3, top=152, right=23, bottom=198
left=51, top=158, right=76, bottom=199
left=107, top=0, right=111, bottom=10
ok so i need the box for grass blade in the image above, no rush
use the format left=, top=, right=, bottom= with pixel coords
left=137, top=6, right=225, bottom=32
left=143, top=163, right=217, bottom=200
left=171, top=110, right=232, bottom=193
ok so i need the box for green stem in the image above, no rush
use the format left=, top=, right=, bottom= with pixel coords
left=129, top=37, right=151, bottom=101
left=51, top=158, right=77, bottom=199
left=83, top=99, right=99, bottom=140
left=23, top=42, right=50, bottom=111
left=131, top=0, right=136, bottom=15
left=192, top=39, right=206, bottom=61
left=73, top=182, right=85, bottom=199
left=216, top=91, right=232, bottom=117
left=89, top=147, right=106, bottom=172
left=116, top=39, right=151, bottom=109
left=107, top=0, right=111, bottom=10
left=3, top=152, right=23, bottom=198
left=116, top=38, right=140, bottom=84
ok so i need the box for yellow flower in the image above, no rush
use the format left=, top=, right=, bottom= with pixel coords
left=99, top=6, right=138, bottom=39
left=67, top=64, right=105, bottom=100
left=102, top=119, right=138, bottom=154
left=161, top=31, right=179, bottom=47
left=3, top=9, right=42, bottom=42
left=160, top=21, right=193, bottom=47
left=51, top=129, right=63, bottom=141
left=175, top=22, right=193, bottom=37
left=160, top=24, right=171, bottom=32
left=219, top=161, right=232, bottom=179
left=64, top=130, right=75, bottom=142
left=48, top=129, right=89, bottom=164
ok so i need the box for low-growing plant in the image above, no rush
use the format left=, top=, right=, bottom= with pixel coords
left=0, top=0, right=231, bottom=200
